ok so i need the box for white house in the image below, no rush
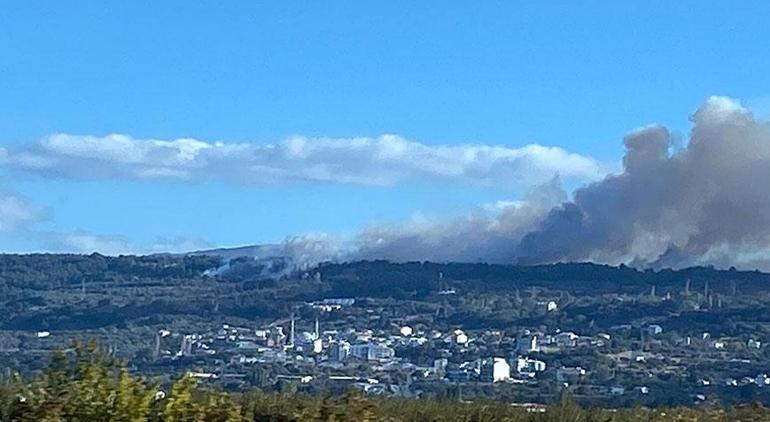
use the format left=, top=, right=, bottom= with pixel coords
left=645, top=325, right=663, bottom=336
left=452, top=329, right=469, bottom=345
left=547, top=301, right=558, bottom=312
left=515, top=357, right=546, bottom=374
left=492, top=358, right=511, bottom=382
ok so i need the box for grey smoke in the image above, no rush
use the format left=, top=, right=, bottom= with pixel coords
left=347, top=96, right=770, bottom=270
left=517, top=96, right=770, bottom=270
left=351, top=176, right=566, bottom=263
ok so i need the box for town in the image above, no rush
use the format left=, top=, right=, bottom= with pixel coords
left=5, top=255, right=770, bottom=408
left=135, top=295, right=770, bottom=407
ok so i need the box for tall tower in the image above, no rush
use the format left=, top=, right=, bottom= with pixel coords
left=153, top=331, right=161, bottom=361
left=438, top=272, right=450, bottom=318
left=314, top=317, right=320, bottom=340
left=290, top=315, right=296, bottom=348
left=180, top=335, right=191, bottom=357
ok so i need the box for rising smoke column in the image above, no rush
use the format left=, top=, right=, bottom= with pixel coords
left=517, top=96, right=770, bottom=270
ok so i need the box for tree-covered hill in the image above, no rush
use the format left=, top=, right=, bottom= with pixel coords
left=2, top=254, right=770, bottom=333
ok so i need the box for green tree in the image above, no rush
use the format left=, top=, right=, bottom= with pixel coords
left=202, top=392, right=241, bottom=422
left=163, top=375, right=205, bottom=422
left=113, top=367, right=155, bottom=422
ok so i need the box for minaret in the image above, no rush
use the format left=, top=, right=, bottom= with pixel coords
left=438, top=272, right=449, bottom=318
left=153, top=331, right=161, bottom=361
left=180, top=335, right=188, bottom=357
left=314, top=317, right=320, bottom=340
left=290, top=315, right=296, bottom=348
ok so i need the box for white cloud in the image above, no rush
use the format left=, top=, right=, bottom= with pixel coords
left=41, top=230, right=213, bottom=256
left=146, top=236, right=216, bottom=254
left=0, top=133, right=606, bottom=187
left=44, top=231, right=134, bottom=256
left=0, top=188, right=41, bottom=231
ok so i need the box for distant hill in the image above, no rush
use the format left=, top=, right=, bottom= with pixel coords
left=188, top=244, right=286, bottom=261
left=2, top=253, right=770, bottom=332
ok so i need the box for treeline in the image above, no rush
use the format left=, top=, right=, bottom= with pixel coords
left=0, top=253, right=221, bottom=291
left=4, top=252, right=769, bottom=298
left=2, top=341, right=770, bottom=421
left=315, top=260, right=770, bottom=298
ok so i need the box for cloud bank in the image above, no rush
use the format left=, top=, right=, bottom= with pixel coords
left=0, top=134, right=605, bottom=188
left=0, top=133, right=602, bottom=256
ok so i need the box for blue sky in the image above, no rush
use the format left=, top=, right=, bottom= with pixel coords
left=1, top=2, right=769, bottom=254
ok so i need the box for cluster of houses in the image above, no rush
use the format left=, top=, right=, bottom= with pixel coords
left=146, top=298, right=624, bottom=393
left=0, top=293, right=741, bottom=404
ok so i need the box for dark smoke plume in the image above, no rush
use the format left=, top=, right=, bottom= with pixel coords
left=516, top=96, right=770, bottom=269
left=354, top=96, right=770, bottom=270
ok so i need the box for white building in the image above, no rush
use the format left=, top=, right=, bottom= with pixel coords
left=645, top=325, right=663, bottom=336
left=709, top=340, right=726, bottom=349
left=312, top=338, right=323, bottom=354
left=454, top=330, right=469, bottom=345
left=515, top=357, right=546, bottom=374
left=350, top=343, right=395, bottom=361
left=518, top=335, right=539, bottom=354
left=492, top=358, right=510, bottom=382
left=329, top=341, right=350, bottom=362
